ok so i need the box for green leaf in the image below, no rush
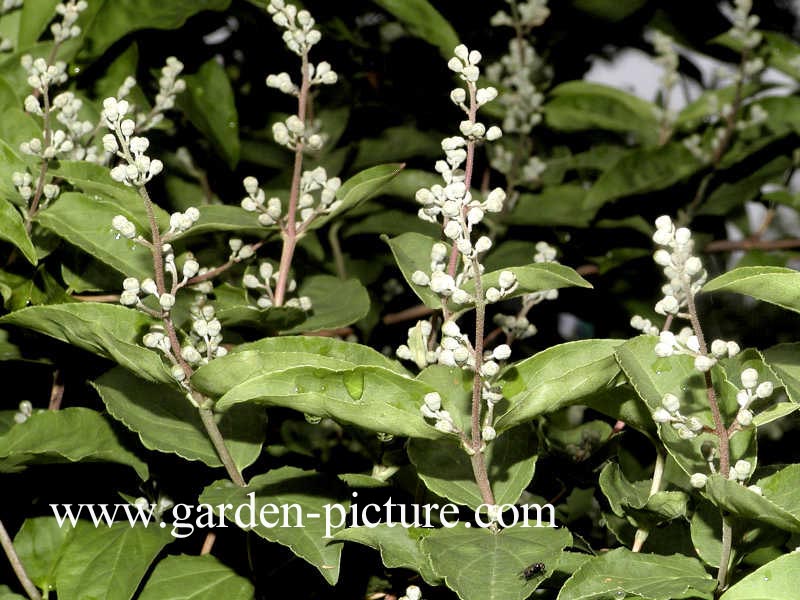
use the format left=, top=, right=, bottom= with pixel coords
left=333, top=525, right=440, bottom=585
left=599, top=462, right=688, bottom=526
left=35, top=191, right=155, bottom=279
left=138, top=555, right=254, bottom=600
left=13, top=517, right=73, bottom=592
left=0, top=585, right=26, bottom=600
left=0, top=303, right=173, bottom=383
left=307, top=163, right=405, bottom=231
left=699, top=156, right=792, bottom=216
left=192, top=335, right=407, bottom=398
left=720, top=552, right=800, bottom=599
left=344, top=208, right=440, bottom=238
left=495, top=340, right=624, bottom=432
left=571, top=0, right=646, bottom=21
left=17, top=0, right=59, bottom=48
left=199, top=467, right=348, bottom=584
left=583, top=142, right=702, bottom=212
left=93, top=366, right=264, bottom=471
left=0, top=407, right=148, bottom=480
left=179, top=58, right=239, bottom=169
left=215, top=364, right=448, bottom=439
left=703, top=472, right=800, bottom=533
left=55, top=522, right=172, bottom=600
left=557, top=547, right=715, bottom=600
left=179, top=205, right=266, bottom=237
left=0, top=196, right=35, bottom=265
left=545, top=82, right=659, bottom=144
left=615, top=336, right=755, bottom=476
left=703, top=266, right=800, bottom=314
left=370, top=0, right=459, bottom=60
left=507, top=185, right=594, bottom=227
left=283, top=275, right=370, bottom=333
left=421, top=524, right=572, bottom=600
left=386, top=232, right=447, bottom=309
left=408, top=366, right=537, bottom=510
left=352, top=126, right=441, bottom=171
left=81, top=0, right=232, bottom=60
left=763, top=343, right=800, bottom=407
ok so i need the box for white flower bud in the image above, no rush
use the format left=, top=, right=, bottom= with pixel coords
left=736, top=389, right=750, bottom=407
left=755, top=381, right=773, bottom=399
left=411, top=271, right=430, bottom=286
left=451, top=288, right=471, bottom=304
left=654, top=342, right=674, bottom=358
left=442, top=321, right=460, bottom=337
left=674, top=227, right=691, bottom=245
left=243, top=274, right=261, bottom=288
left=492, top=344, right=511, bottom=361
left=662, top=393, right=680, bottom=413
left=740, top=368, right=758, bottom=389
left=481, top=360, right=499, bottom=377
left=159, top=293, right=175, bottom=310
left=690, top=473, right=708, bottom=488
left=686, top=336, right=700, bottom=353
left=694, top=355, right=716, bottom=372
left=450, top=88, right=466, bottom=104
left=498, top=270, right=516, bottom=289
left=733, top=459, right=751, bottom=480
left=652, top=407, right=672, bottom=423
left=726, top=341, right=740, bottom=357
left=485, top=287, right=501, bottom=303
left=747, top=485, right=762, bottom=496
left=171, top=364, right=186, bottom=382
left=653, top=249, right=671, bottom=266
left=482, top=426, right=497, bottom=441
left=424, top=392, right=442, bottom=411
left=710, top=339, right=728, bottom=358
left=685, top=256, right=703, bottom=276
left=737, top=408, right=753, bottom=426
left=443, top=221, right=461, bottom=239
left=485, top=126, right=502, bottom=141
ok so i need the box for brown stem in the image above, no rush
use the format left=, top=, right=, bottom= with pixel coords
left=274, top=51, right=310, bottom=306
left=73, top=294, right=121, bottom=302
left=200, top=531, right=216, bottom=555
left=382, top=304, right=434, bottom=325
left=704, top=237, right=800, bottom=253
left=186, top=241, right=265, bottom=286
left=0, top=518, right=42, bottom=600
left=48, top=369, right=63, bottom=410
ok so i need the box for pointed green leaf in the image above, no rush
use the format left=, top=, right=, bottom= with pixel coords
left=138, top=554, right=254, bottom=600
left=557, top=548, right=715, bottom=600
left=199, top=467, right=348, bottom=584
left=545, top=81, right=659, bottom=144
left=307, top=163, right=405, bottom=231
left=0, top=197, right=35, bottom=265
left=703, top=266, right=800, bottom=314
left=13, top=517, right=73, bottom=592
left=0, top=407, right=147, bottom=479
left=179, top=58, right=239, bottom=168
left=333, top=525, right=441, bottom=585
left=495, top=340, right=624, bottom=432
left=583, top=142, right=702, bottom=211
left=720, top=550, right=800, bottom=599
left=93, top=366, right=264, bottom=471
left=54, top=522, right=172, bottom=600
left=507, top=185, right=594, bottom=227
left=283, top=275, right=370, bottom=333
left=215, top=364, right=447, bottom=439
left=370, top=0, right=459, bottom=60
left=0, top=303, right=172, bottom=383
left=387, top=232, right=447, bottom=309
left=422, top=524, right=572, bottom=600
left=192, top=335, right=407, bottom=398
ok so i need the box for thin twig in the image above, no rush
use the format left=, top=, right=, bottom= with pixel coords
left=632, top=450, right=665, bottom=552
left=704, top=237, right=800, bottom=253
left=48, top=369, right=64, bottom=410
left=0, top=518, right=42, bottom=600
left=200, top=531, right=216, bottom=555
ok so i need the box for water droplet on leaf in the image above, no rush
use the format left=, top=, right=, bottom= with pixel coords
left=343, top=370, right=364, bottom=400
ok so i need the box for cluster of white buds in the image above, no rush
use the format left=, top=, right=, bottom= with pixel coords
left=153, top=58, right=185, bottom=115
left=12, top=171, right=33, bottom=203
left=485, top=270, right=518, bottom=304
left=165, top=207, right=200, bottom=238
left=494, top=313, right=538, bottom=340
left=682, top=133, right=711, bottom=163
left=228, top=238, right=256, bottom=262
left=734, top=367, right=773, bottom=427
left=630, top=315, right=660, bottom=336
left=111, top=214, right=138, bottom=240
left=51, top=0, right=87, bottom=43
left=651, top=393, right=705, bottom=439
left=142, top=324, right=173, bottom=356
left=241, top=176, right=281, bottom=226
left=119, top=275, right=170, bottom=312
left=736, top=104, right=768, bottom=131
left=419, top=392, right=458, bottom=434
left=491, top=0, right=550, bottom=28
left=438, top=320, right=475, bottom=369
left=272, top=115, right=325, bottom=151
left=651, top=215, right=707, bottom=315
left=267, top=0, right=322, bottom=55
left=651, top=31, right=678, bottom=130
left=399, top=585, right=423, bottom=600
left=396, top=320, right=439, bottom=370
left=180, top=303, right=227, bottom=371
left=13, top=400, right=33, bottom=424
left=653, top=328, right=740, bottom=373
left=243, top=262, right=308, bottom=310
left=525, top=241, right=560, bottom=304
left=729, top=0, right=762, bottom=51
left=103, top=98, right=164, bottom=186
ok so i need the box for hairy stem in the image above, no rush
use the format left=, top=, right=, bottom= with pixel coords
left=274, top=51, right=310, bottom=306
left=0, top=518, right=42, bottom=600
left=137, top=185, right=245, bottom=487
